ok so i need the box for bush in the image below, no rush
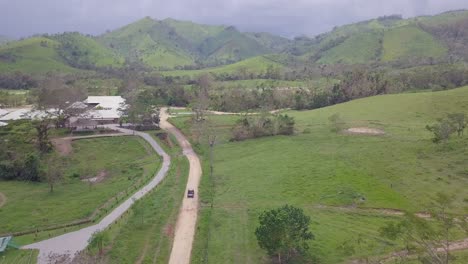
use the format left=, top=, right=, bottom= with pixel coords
left=231, top=114, right=295, bottom=141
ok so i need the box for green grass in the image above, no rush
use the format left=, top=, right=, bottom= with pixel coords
left=0, top=136, right=160, bottom=235
left=317, top=31, right=382, bottom=64
left=0, top=89, right=29, bottom=107
left=52, top=33, right=124, bottom=68
left=0, top=37, right=80, bottom=74
left=382, top=25, right=447, bottom=61
left=0, top=248, right=38, bottom=264
left=74, top=78, right=122, bottom=96
left=216, top=79, right=307, bottom=89
left=171, top=86, right=468, bottom=263
left=160, top=55, right=285, bottom=78
left=86, top=131, right=189, bottom=263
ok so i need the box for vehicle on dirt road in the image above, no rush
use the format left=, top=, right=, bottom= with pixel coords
left=187, top=189, right=194, bottom=198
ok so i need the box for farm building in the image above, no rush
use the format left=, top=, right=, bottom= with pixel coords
left=69, top=96, right=126, bottom=129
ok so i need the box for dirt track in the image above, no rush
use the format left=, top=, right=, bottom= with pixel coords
left=161, top=108, right=202, bottom=264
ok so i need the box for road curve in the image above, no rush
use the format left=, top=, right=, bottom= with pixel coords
left=22, top=127, right=171, bottom=264
left=161, top=108, right=202, bottom=264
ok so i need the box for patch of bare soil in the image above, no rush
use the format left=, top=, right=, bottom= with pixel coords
left=81, top=170, right=109, bottom=183
left=345, top=127, right=385, bottom=135
left=52, top=138, right=73, bottom=156
left=0, top=192, right=6, bottom=208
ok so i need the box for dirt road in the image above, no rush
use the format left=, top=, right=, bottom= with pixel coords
left=161, top=108, right=202, bottom=264
left=22, top=128, right=171, bottom=264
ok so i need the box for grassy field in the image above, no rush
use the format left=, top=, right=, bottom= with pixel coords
left=170, top=86, right=468, bottom=263
left=382, top=25, right=447, bottom=61
left=0, top=248, right=38, bottom=264
left=0, top=89, right=29, bottom=107
left=160, top=56, right=286, bottom=78
left=0, top=136, right=160, bottom=236
left=75, top=78, right=122, bottom=96
left=84, top=131, right=189, bottom=263
left=317, top=31, right=382, bottom=64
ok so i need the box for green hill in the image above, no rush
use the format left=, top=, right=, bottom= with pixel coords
left=97, top=17, right=196, bottom=69
left=98, top=17, right=290, bottom=69
left=0, top=37, right=79, bottom=74
left=317, top=30, right=382, bottom=64
left=51, top=32, right=124, bottom=68
left=381, top=25, right=447, bottom=61
left=1, top=10, right=467, bottom=74
left=296, top=10, right=468, bottom=64
left=161, top=55, right=286, bottom=78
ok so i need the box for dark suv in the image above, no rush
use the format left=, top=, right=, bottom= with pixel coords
left=187, top=189, right=195, bottom=198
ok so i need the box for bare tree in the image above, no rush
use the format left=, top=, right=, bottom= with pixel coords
left=193, top=74, right=212, bottom=122
left=45, top=155, right=64, bottom=193
left=34, top=75, right=87, bottom=128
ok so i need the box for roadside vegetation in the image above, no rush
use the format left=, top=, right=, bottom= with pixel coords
left=76, top=131, right=188, bottom=264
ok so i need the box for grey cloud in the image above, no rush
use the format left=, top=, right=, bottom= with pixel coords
left=0, top=0, right=467, bottom=39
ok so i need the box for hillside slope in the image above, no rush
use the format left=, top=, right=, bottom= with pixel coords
left=296, top=10, right=468, bottom=64
left=98, top=17, right=290, bottom=69
left=0, top=37, right=79, bottom=74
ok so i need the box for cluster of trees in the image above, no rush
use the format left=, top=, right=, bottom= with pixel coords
left=231, top=114, right=295, bottom=141
left=0, top=72, right=38, bottom=90
left=426, top=113, right=466, bottom=143
left=0, top=121, right=41, bottom=181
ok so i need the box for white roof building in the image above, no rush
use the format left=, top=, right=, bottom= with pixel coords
left=0, top=108, right=57, bottom=121
left=0, top=109, right=9, bottom=117
left=82, top=96, right=126, bottom=121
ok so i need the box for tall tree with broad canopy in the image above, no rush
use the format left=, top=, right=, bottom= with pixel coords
left=255, top=204, right=314, bottom=263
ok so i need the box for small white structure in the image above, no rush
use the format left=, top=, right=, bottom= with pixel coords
left=0, top=121, right=7, bottom=127
left=83, top=96, right=126, bottom=124
left=0, top=109, right=9, bottom=118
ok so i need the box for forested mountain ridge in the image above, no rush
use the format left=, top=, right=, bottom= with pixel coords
left=0, top=10, right=467, bottom=73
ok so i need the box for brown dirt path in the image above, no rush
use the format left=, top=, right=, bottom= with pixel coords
left=162, top=108, right=203, bottom=264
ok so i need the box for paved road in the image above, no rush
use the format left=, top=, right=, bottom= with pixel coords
left=161, top=108, right=203, bottom=264
left=23, top=127, right=171, bottom=264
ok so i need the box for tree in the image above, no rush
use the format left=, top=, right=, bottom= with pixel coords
left=193, top=74, right=212, bottom=121
left=33, top=75, right=87, bottom=128
left=329, top=113, right=346, bottom=133
left=45, top=155, right=64, bottom=193
left=255, top=205, right=314, bottom=263
left=447, top=113, right=466, bottom=137
left=426, top=119, right=455, bottom=143
left=34, top=117, right=53, bottom=153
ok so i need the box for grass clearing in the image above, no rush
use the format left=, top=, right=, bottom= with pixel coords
left=0, top=136, right=160, bottom=237
left=171, top=86, right=468, bottom=263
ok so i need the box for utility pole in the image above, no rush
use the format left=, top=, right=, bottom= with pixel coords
left=208, top=134, right=216, bottom=179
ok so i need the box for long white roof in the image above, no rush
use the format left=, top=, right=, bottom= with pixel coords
left=85, top=96, right=125, bottom=109
left=0, top=109, right=9, bottom=117
left=0, top=108, right=57, bottom=121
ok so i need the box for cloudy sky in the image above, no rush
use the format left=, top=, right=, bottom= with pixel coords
left=1, top=0, right=467, bottom=39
